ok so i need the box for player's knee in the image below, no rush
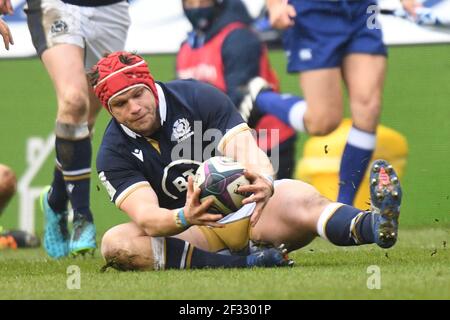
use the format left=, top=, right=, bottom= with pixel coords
left=0, top=164, right=17, bottom=213
left=351, top=97, right=381, bottom=131
left=58, top=89, right=89, bottom=122
left=306, top=116, right=341, bottom=136
left=101, top=237, right=137, bottom=271
left=0, top=165, right=17, bottom=193
left=102, top=248, right=138, bottom=271
left=101, top=229, right=148, bottom=271
left=352, top=94, right=381, bottom=117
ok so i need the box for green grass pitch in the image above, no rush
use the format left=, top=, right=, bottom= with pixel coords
left=0, top=229, right=448, bottom=299
left=0, top=45, right=449, bottom=299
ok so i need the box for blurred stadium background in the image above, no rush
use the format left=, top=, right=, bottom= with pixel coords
left=1, top=0, right=449, bottom=234
left=0, top=0, right=448, bottom=299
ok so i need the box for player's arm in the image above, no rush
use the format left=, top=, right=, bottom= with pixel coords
left=196, top=82, right=275, bottom=225
left=196, top=81, right=274, bottom=177
left=219, top=127, right=274, bottom=178
left=97, top=143, right=224, bottom=237
left=196, top=81, right=275, bottom=226
left=266, top=0, right=296, bottom=30
left=118, top=178, right=224, bottom=237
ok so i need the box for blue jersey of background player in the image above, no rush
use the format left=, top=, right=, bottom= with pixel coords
left=97, top=79, right=246, bottom=211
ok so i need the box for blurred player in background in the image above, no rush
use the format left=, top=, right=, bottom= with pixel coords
left=0, top=164, right=40, bottom=249
left=398, top=0, right=450, bottom=26
left=257, top=0, right=388, bottom=206
left=19, top=0, right=130, bottom=258
left=177, top=0, right=297, bottom=179
left=91, top=52, right=402, bottom=272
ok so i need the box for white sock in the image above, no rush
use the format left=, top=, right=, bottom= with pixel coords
left=288, top=100, right=307, bottom=133
left=316, top=202, right=344, bottom=240
left=347, top=126, right=376, bottom=150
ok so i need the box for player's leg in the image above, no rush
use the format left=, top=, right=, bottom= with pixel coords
left=239, top=77, right=308, bottom=133
left=37, top=44, right=93, bottom=258
left=299, top=69, right=344, bottom=135
left=64, top=1, right=130, bottom=256
left=246, top=70, right=343, bottom=137
left=250, top=179, right=325, bottom=251
left=335, top=0, right=388, bottom=206
left=40, top=44, right=96, bottom=257
left=276, top=0, right=349, bottom=136
left=101, top=223, right=157, bottom=271
left=338, top=54, right=386, bottom=205
left=250, top=68, right=343, bottom=136
left=25, top=0, right=96, bottom=257
left=84, top=0, right=130, bottom=133
left=247, top=0, right=348, bottom=135
left=100, top=222, right=291, bottom=271
left=65, top=2, right=130, bottom=256
left=251, top=159, right=402, bottom=251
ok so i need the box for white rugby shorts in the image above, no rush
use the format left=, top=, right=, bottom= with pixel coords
left=25, top=0, right=130, bottom=69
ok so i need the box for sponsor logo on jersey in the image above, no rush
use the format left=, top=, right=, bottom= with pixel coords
left=161, top=159, right=201, bottom=200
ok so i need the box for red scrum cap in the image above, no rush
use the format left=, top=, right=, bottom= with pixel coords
left=91, top=51, right=159, bottom=113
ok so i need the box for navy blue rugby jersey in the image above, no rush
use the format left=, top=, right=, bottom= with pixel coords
left=96, top=79, right=248, bottom=210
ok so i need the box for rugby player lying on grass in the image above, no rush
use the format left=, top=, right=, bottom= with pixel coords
left=91, top=52, right=403, bottom=272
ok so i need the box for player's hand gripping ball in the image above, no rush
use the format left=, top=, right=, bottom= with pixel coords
left=194, top=156, right=251, bottom=216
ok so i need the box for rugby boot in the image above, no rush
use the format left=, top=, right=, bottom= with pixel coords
left=370, top=160, right=402, bottom=249
left=41, top=186, right=69, bottom=258
left=70, top=213, right=96, bottom=256
left=246, top=243, right=294, bottom=267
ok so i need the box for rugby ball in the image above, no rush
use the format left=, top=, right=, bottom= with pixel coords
left=194, top=156, right=251, bottom=216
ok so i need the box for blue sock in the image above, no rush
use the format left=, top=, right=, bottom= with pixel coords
left=255, top=91, right=307, bottom=132
left=165, top=237, right=247, bottom=269
left=319, top=204, right=375, bottom=246
left=55, top=136, right=93, bottom=223
left=338, top=126, right=376, bottom=205
left=48, top=165, right=69, bottom=213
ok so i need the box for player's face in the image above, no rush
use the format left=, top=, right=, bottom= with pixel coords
left=109, top=86, right=161, bottom=137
